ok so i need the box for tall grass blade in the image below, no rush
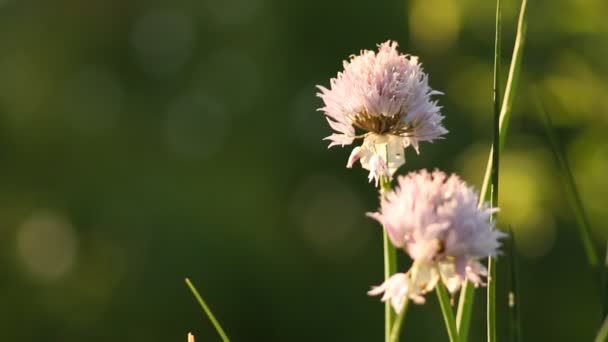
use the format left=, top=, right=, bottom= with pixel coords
left=185, top=278, right=231, bottom=342
left=535, top=97, right=599, bottom=270
left=436, top=282, right=461, bottom=342
left=479, top=0, right=529, bottom=201
left=457, top=0, right=528, bottom=338
left=487, top=0, right=502, bottom=341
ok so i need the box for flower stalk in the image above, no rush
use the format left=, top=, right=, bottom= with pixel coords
left=488, top=0, right=502, bottom=341
left=457, top=0, right=528, bottom=338
left=381, top=176, right=398, bottom=341
left=437, top=281, right=460, bottom=342
left=389, top=292, right=409, bottom=342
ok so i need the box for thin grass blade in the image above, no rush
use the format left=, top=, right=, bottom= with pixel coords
left=487, top=0, right=502, bottom=341
left=185, top=278, right=231, bottom=342
left=479, top=0, right=529, bottom=201
left=437, top=282, right=460, bottom=342
left=535, top=97, right=599, bottom=270
left=536, top=94, right=608, bottom=340
left=457, top=0, right=528, bottom=338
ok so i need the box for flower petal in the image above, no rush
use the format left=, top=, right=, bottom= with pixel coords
left=346, top=146, right=363, bottom=168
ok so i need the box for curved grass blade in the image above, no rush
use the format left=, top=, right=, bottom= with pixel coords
left=487, top=1, right=502, bottom=341
left=535, top=97, right=599, bottom=270
left=536, top=94, right=605, bottom=330
left=479, top=0, right=529, bottom=202
left=437, top=282, right=460, bottom=342
left=457, top=0, right=528, bottom=338
left=185, top=278, right=231, bottom=342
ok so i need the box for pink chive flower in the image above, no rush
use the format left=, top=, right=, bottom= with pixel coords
left=367, top=170, right=506, bottom=312
left=317, top=41, right=447, bottom=186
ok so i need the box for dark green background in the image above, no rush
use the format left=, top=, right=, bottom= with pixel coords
left=0, top=0, right=606, bottom=341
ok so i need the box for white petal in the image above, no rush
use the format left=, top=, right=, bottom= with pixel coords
left=367, top=154, right=389, bottom=187
left=346, top=146, right=363, bottom=168
left=410, top=261, right=439, bottom=295
left=324, top=133, right=354, bottom=148
left=368, top=273, right=410, bottom=313
left=438, top=262, right=462, bottom=294
left=384, top=135, right=406, bottom=174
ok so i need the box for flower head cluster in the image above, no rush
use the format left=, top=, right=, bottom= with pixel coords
left=367, top=170, right=506, bottom=312
left=317, top=41, right=447, bottom=186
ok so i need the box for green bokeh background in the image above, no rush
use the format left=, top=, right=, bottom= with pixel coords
left=0, top=0, right=606, bottom=341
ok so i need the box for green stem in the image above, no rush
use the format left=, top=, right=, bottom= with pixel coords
left=185, top=278, right=231, bottom=342
left=487, top=257, right=497, bottom=342
left=487, top=0, right=502, bottom=341
left=479, top=0, right=528, bottom=203
left=389, top=299, right=410, bottom=342
left=456, top=284, right=474, bottom=340
left=535, top=97, right=599, bottom=270
left=437, top=282, right=460, bottom=342
left=457, top=0, right=528, bottom=338
left=380, top=176, right=398, bottom=342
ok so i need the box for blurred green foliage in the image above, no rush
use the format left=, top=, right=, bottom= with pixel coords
left=0, top=0, right=606, bottom=341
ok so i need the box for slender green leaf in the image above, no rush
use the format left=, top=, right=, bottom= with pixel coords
left=457, top=0, right=528, bottom=338
left=487, top=1, right=502, bottom=341
left=487, top=258, right=498, bottom=342
left=535, top=97, right=599, bottom=270
left=389, top=299, right=410, bottom=342
left=437, top=282, right=460, bottom=342
left=381, top=176, right=398, bottom=342
left=456, top=280, right=474, bottom=340
left=185, top=278, right=231, bottom=342
left=479, top=0, right=529, bottom=202
left=536, top=94, right=606, bottom=327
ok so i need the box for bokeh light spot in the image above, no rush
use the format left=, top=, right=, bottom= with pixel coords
left=201, top=0, right=263, bottom=28
left=410, top=0, right=461, bottom=52
left=457, top=142, right=558, bottom=259
left=288, top=85, right=327, bottom=148
left=568, top=130, right=608, bottom=241
left=513, top=210, right=557, bottom=259
left=61, top=66, right=124, bottom=136
left=542, top=52, right=608, bottom=126
left=194, top=50, right=261, bottom=113
left=165, top=91, right=228, bottom=159
left=0, top=53, right=50, bottom=121
left=130, top=9, right=196, bottom=78
left=289, top=175, right=371, bottom=261
left=16, top=211, right=78, bottom=282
